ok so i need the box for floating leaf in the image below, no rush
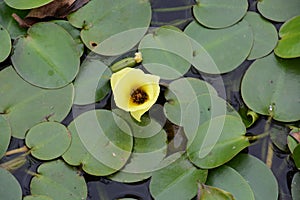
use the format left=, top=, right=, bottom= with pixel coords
left=0, top=167, right=22, bottom=200
left=241, top=53, right=300, bottom=122
left=108, top=129, right=167, bottom=183
left=63, top=110, right=133, bottom=176
left=164, top=77, right=217, bottom=126
left=198, top=185, right=234, bottom=200
left=52, top=20, right=84, bottom=56
left=149, top=153, right=208, bottom=200
left=257, top=0, right=300, bottom=22
left=292, top=172, right=300, bottom=200
left=73, top=59, right=111, bottom=105
left=3, top=0, right=53, bottom=9
left=193, top=0, right=248, bottom=28
left=187, top=115, right=249, bottom=169
left=0, top=2, right=28, bottom=38
left=12, top=22, right=80, bottom=89
left=244, top=11, right=278, bottom=60
left=30, top=160, right=87, bottom=200
left=288, top=135, right=298, bottom=153
left=0, top=115, right=11, bottom=159
left=0, top=24, right=11, bottom=62
left=0, top=66, right=73, bottom=139
left=68, top=0, right=151, bottom=56
left=182, top=94, right=241, bottom=146
left=138, top=26, right=192, bottom=79
left=228, top=154, right=278, bottom=200
left=25, top=122, right=71, bottom=160
left=292, top=144, right=300, bottom=169
left=275, top=15, right=300, bottom=59
left=184, top=20, right=253, bottom=74
left=207, top=165, right=255, bottom=200
left=270, top=123, right=289, bottom=152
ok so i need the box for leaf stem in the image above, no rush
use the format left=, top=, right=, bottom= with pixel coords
left=0, top=154, right=27, bottom=171
left=5, top=146, right=29, bottom=156
left=264, top=116, right=273, bottom=168
left=153, top=5, right=194, bottom=12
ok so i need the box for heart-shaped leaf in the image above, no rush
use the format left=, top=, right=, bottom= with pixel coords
left=193, top=0, right=248, bottom=28
left=68, top=0, right=151, bottom=56
left=0, top=24, right=11, bottom=62
left=0, top=66, right=73, bottom=139
left=241, top=53, right=300, bottom=122
left=30, top=160, right=87, bottom=200
left=0, top=115, right=11, bottom=159
left=12, top=22, right=80, bottom=89
left=0, top=167, right=22, bottom=200
left=25, top=121, right=71, bottom=160
left=275, top=15, right=300, bottom=59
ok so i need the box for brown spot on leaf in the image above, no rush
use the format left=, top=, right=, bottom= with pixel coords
left=90, top=41, right=98, bottom=47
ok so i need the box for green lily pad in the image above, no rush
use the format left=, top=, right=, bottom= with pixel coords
left=164, top=77, right=217, bottom=126
left=269, top=123, right=290, bottom=152
left=288, top=135, right=298, bottom=153
left=187, top=115, right=249, bottom=169
left=292, top=144, right=300, bottom=169
left=0, top=2, right=28, bottom=38
left=108, top=129, right=167, bottom=183
left=149, top=153, right=208, bottom=200
left=182, top=94, right=241, bottom=146
left=244, top=12, right=278, bottom=60
left=3, top=0, right=53, bottom=9
left=257, top=0, right=300, bottom=22
left=193, top=0, right=248, bottom=28
left=241, top=53, right=300, bottom=122
left=12, top=22, right=80, bottom=89
left=52, top=20, right=84, bottom=57
left=25, top=122, right=71, bottom=160
left=275, top=15, right=300, bottom=59
left=63, top=110, right=133, bottom=176
left=0, top=167, right=22, bottom=200
left=206, top=165, right=255, bottom=200
left=138, top=26, right=192, bottom=79
left=0, top=66, right=73, bottom=139
left=30, top=160, right=87, bottom=200
left=228, top=154, right=279, bottom=200
left=23, top=195, right=53, bottom=200
left=0, top=24, right=11, bottom=62
left=199, top=185, right=234, bottom=200
left=73, top=59, right=111, bottom=105
left=184, top=20, right=253, bottom=74
left=292, top=172, right=300, bottom=200
left=0, top=115, right=11, bottom=159
left=68, top=0, right=151, bottom=56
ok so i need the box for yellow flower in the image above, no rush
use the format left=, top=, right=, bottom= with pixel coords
left=111, top=67, right=160, bottom=122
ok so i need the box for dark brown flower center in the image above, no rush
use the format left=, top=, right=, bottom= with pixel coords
left=131, top=88, right=148, bottom=104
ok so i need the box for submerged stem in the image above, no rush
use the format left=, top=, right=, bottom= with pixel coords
left=5, top=146, right=29, bottom=156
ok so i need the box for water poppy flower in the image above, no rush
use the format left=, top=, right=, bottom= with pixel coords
left=111, top=67, right=160, bottom=122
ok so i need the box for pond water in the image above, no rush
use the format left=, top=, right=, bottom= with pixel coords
left=1, top=0, right=298, bottom=199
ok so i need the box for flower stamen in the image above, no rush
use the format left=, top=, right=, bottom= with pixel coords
left=131, top=88, right=148, bottom=104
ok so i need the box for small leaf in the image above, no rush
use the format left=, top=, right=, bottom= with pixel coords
left=187, top=115, right=249, bottom=169
left=227, top=154, right=279, bottom=200
left=275, top=15, right=300, bottom=59
left=68, top=0, right=151, bottom=56
left=292, top=144, right=300, bottom=169
left=30, top=160, right=87, bottom=200
left=25, top=122, right=71, bottom=160
left=138, top=26, right=193, bottom=79
left=150, top=153, right=208, bottom=200
left=0, top=167, right=22, bottom=200
left=257, top=0, right=300, bottom=22
left=241, top=53, right=300, bottom=122
left=184, top=20, right=253, bottom=74
left=206, top=165, right=255, bottom=200
left=0, top=66, right=74, bottom=139
left=193, top=0, right=248, bottom=28
left=12, top=22, right=80, bottom=89
left=244, top=11, right=278, bottom=60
